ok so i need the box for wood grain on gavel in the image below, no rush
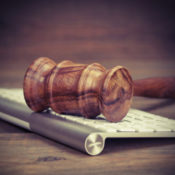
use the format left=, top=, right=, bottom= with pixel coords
left=134, top=77, right=175, bottom=98
left=23, top=57, right=175, bottom=122
left=23, top=57, right=133, bottom=122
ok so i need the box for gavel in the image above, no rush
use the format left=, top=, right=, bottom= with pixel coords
left=23, top=57, right=175, bottom=122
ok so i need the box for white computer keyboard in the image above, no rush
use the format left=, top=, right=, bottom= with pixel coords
left=1, top=88, right=175, bottom=133
left=0, top=88, right=175, bottom=155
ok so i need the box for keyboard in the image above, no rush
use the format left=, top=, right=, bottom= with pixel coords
left=0, top=88, right=175, bottom=156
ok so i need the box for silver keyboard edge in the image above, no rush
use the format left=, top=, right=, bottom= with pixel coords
left=0, top=88, right=175, bottom=156
left=1, top=111, right=175, bottom=156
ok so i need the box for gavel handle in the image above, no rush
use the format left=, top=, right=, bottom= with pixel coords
left=133, top=77, right=175, bottom=98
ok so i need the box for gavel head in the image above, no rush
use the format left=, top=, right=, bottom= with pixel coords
left=23, top=57, right=133, bottom=122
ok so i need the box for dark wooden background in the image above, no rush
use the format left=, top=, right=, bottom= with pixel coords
left=0, top=0, right=175, bottom=87
left=0, top=0, right=175, bottom=174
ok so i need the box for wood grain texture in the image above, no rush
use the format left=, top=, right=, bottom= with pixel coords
left=23, top=57, right=175, bottom=122
left=23, top=57, right=56, bottom=112
left=100, top=66, right=133, bottom=122
left=23, top=57, right=133, bottom=122
left=48, top=60, right=87, bottom=116
left=134, top=77, right=175, bottom=98
left=0, top=133, right=175, bottom=175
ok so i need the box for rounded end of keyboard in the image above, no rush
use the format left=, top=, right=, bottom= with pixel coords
left=85, top=133, right=105, bottom=156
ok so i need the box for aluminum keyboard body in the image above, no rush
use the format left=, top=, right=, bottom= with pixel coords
left=0, top=88, right=175, bottom=155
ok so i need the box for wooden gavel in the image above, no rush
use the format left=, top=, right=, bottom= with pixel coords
left=23, top=57, right=175, bottom=122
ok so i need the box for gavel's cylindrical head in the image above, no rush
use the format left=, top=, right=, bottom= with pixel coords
left=23, top=57, right=133, bottom=122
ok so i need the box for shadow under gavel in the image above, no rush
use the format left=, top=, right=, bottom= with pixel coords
left=23, top=57, right=175, bottom=122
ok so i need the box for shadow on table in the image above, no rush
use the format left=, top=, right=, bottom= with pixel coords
left=132, top=97, right=175, bottom=119
left=102, top=137, right=175, bottom=155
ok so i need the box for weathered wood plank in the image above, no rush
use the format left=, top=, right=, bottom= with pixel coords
left=0, top=133, right=175, bottom=175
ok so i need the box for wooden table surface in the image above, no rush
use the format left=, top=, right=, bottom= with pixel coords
left=0, top=1, right=175, bottom=175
